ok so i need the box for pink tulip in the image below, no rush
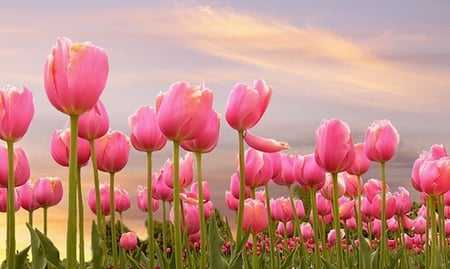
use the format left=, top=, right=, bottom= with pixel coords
left=156, top=81, right=213, bottom=141
left=119, top=232, right=138, bottom=250
left=371, top=192, right=396, bottom=220
left=295, top=199, right=305, bottom=218
left=17, top=180, right=39, bottom=212
left=88, top=183, right=111, bottom=216
left=242, top=199, right=268, bottom=234
left=297, top=153, right=326, bottom=191
left=44, top=37, right=109, bottom=115
left=0, top=86, right=34, bottom=142
left=371, top=219, right=382, bottom=237
left=230, top=172, right=251, bottom=200
left=0, top=145, right=30, bottom=187
left=300, top=222, right=314, bottom=240
left=272, top=154, right=297, bottom=186
left=269, top=152, right=282, bottom=179
left=412, top=215, right=427, bottom=235
left=95, top=131, right=131, bottom=173
left=78, top=100, right=109, bottom=140
left=316, top=193, right=332, bottom=216
left=241, top=148, right=273, bottom=188
left=320, top=173, right=346, bottom=200
left=34, top=177, right=63, bottom=208
left=225, top=78, right=272, bottom=131
left=129, top=105, right=167, bottom=152
left=345, top=217, right=357, bottom=229
left=347, top=143, right=370, bottom=176
left=361, top=197, right=373, bottom=220
left=0, top=188, right=20, bottom=212
left=339, top=199, right=355, bottom=220
left=243, top=131, right=290, bottom=153
left=190, top=181, right=211, bottom=202
left=387, top=217, right=399, bottom=232
left=341, top=172, right=361, bottom=198
left=164, top=153, right=194, bottom=190
left=411, top=151, right=429, bottom=192
left=364, top=119, right=399, bottom=163
left=419, top=157, right=450, bottom=196
left=363, top=178, right=387, bottom=203
left=314, top=119, right=355, bottom=173
left=270, top=197, right=295, bottom=223
left=327, top=229, right=345, bottom=246
left=224, top=191, right=239, bottom=211
left=180, top=109, right=220, bottom=153
left=51, top=128, right=91, bottom=167
left=136, top=185, right=160, bottom=212
left=114, top=186, right=131, bottom=213
left=394, top=187, right=411, bottom=216
left=152, top=171, right=173, bottom=202
left=170, top=203, right=200, bottom=235
left=277, top=221, right=295, bottom=236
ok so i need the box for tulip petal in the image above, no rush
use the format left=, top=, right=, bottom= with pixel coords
left=244, top=131, right=290, bottom=153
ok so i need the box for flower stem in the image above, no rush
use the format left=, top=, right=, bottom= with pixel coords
left=430, top=195, right=437, bottom=269
left=109, top=172, right=118, bottom=269
left=379, top=162, right=388, bottom=268
left=6, top=140, right=15, bottom=269
left=309, top=188, right=321, bottom=269
left=162, top=201, right=167, bottom=257
left=172, top=140, right=183, bottom=269
left=67, top=114, right=79, bottom=269
left=194, top=152, right=207, bottom=269
left=77, top=166, right=85, bottom=269
left=437, top=194, right=447, bottom=264
left=355, top=175, right=364, bottom=268
left=146, top=151, right=155, bottom=269
left=264, top=184, right=277, bottom=268
left=43, top=207, right=48, bottom=236
left=235, top=130, right=246, bottom=243
left=331, top=172, right=344, bottom=269
left=252, top=233, right=258, bottom=268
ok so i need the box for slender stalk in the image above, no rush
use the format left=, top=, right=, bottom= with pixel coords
left=77, top=166, right=85, bottom=269
left=430, top=195, right=437, bottom=269
left=437, top=194, right=447, bottom=264
left=162, top=201, right=168, bottom=257
left=109, top=172, right=118, bottom=269
left=355, top=175, right=364, bottom=268
left=28, top=210, right=33, bottom=228
left=331, top=172, right=344, bottom=269
left=88, top=139, right=106, bottom=254
left=264, top=184, right=277, bottom=268
left=146, top=151, right=155, bottom=269
left=172, top=140, right=183, bottom=269
left=252, top=233, right=258, bottom=268
left=194, top=152, right=207, bottom=269
left=43, top=207, right=48, bottom=236
left=6, top=140, right=15, bottom=269
left=379, top=162, right=388, bottom=268
left=67, top=114, right=79, bottom=269
left=287, top=185, right=300, bottom=237
left=235, top=130, right=246, bottom=243
left=309, top=188, right=321, bottom=269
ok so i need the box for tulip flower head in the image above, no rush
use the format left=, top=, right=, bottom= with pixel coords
left=119, top=232, right=138, bottom=250
left=243, top=199, right=268, bottom=234
left=51, top=128, right=91, bottom=167
left=88, top=183, right=111, bottom=216
left=95, top=131, right=131, bottom=173
left=364, top=119, right=399, bottom=163
left=129, top=105, right=167, bottom=152
left=136, top=185, right=160, bottom=212
left=34, top=177, right=63, bottom=208
left=0, top=145, right=30, bottom=188
left=78, top=99, right=110, bottom=140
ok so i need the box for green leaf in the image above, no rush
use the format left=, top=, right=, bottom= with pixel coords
left=321, top=257, right=337, bottom=269
left=280, top=247, right=296, bottom=269
left=90, top=221, right=104, bottom=268
left=26, top=224, right=46, bottom=269
left=34, top=228, right=64, bottom=269
left=359, top=235, right=372, bottom=269
left=229, top=229, right=250, bottom=269
left=154, top=244, right=170, bottom=269
left=208, top=215, right=226, bottom=269
left=15, top=246, right=31, bottom=269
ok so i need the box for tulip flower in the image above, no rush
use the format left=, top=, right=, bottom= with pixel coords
left=419, top=158, right=450, bottom=196
left=17, top=180, right=39, bottom=213
left=241, top=148, right=273, bottom=189
left=78, top=99, right=109, bottom=140
left=364, top=119, right=399, bottom=163
left=230, top=172, right=251, bottom=200
left=44, top=37, right=109, bottom=116
left=190, top=181, right=211, bottom=202
left=170, top=202, right=201, bottom=235
left=243, top=199, right=268, bottom=234
left=88, top=183, right=111, bottom=216
left=0, top=86, right=34, bottom=142
left=320, top=173, right=346, bottom=201
left=136, top=185, right=160, bottom=212
left=297, top=153, right=326, bottom=191
left=225, top=191, right=239, bottom=211
left=272, top=154, right=297, bottom=186
left=243, top=131, right=290, bottom=153
left=0, top=145, right=30, bottom=188
left=0, top=188, right=20, bottom=212
left=180, top=109, right=220, bottom=153
left=152, top=171, right=173, bottom=202
left=119, top=232, right=138, bottom=250
left=34, top=177, right=63, bottom=235
left=225, top=78, right=272, bottom=131
left=270, top=197, right=295, bottom=223
left=114, top=186, right=131, bottom=213
left=51, top=128, right=91, bottom=167
left=129, top=105, right=167, bottom=152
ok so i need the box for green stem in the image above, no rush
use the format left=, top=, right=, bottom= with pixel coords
left=264, top=184, right=277, bottom=269
left=89, top=138, right=106, bottom=256
left=67, top=114, right=79, bottom=269
left=235, top=130, right=246, bottom=243
left=331, top=172, right=344, bottom=269
left=356, top=175, right=364, bottom=268
left=194, top=152, right=207, bottom=269
left=77, top=166, right=85, bottom=269
left=430, top=195, right=437, bottom=269
left=6, top=140, right=15, bottom=269
left=380, top=162, right=388, bottom=268
left=309, top=188, right=321, bottom=268
left=43, top=207, right=48, bottom=236
left=146, top=151, right=155, bottom=269
left=252, top=233, right=258, bottom=268
left=109, top=172, right=118, bottom=269
left=438, top=194, right=447, bottom=264
left=28, top=210, right=33, bottom=228
left=162, top=201, right=167, bottom=257
left=172, top=140, right=183, bottom=269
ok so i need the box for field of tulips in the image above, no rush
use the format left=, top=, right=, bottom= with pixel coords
left=1, top=36, right=449, bottom=269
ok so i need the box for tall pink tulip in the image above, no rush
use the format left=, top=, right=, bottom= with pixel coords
left=419, top=158, right=450, bottom=196
left=136, top=185, right=160, bottom=212
left=44, top=37, right=109, bottom=116
left=34, top=177, right=63, bottom=208
left=0, top=188, right=20, bottom=212
left=0, top=145, right=30, bottom=188
left=0, top=86, right=34, bottom=142
left=180, top=109, right=220, bottom=153
left=114, top=186, right=131, bottom=213
left=272, top=154, right=297, bottom=186
left=297, top=153, right=326, bottom=191
left=156, top=81, right=213, bottom=142
left=364, top=119, right=399, bottom=163
left=347, top=143, right=371, bottom=176
left=242, top=148, right=273, bottom=189
left=78, top=99, right=109, bottom=140
left=314, top=119, right=355, bottom=173
left=17, top=180, right=39, bottom=212
left=88, top=183, right=111, bottom=216
left=225, top=78, right=272, bottom=131
left=152, top=171, right=173, bottom=202
left=243, top=199, right=268, bottom=234
left=129, top=105, right=167, bottom=152
left=95, top=131, right=131, bottom=173
left=51, top=128, right=91, bottom=167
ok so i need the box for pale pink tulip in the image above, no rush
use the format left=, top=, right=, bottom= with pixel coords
left=241, top=148, right=273, bottom=188
left=119, top=232, right=138, bottom=250
left=190, top=181, right=211, bottom=202
left=394, top=187, right=411, bottom=216
left=297, top=153, right=326, bottom=191
left=224, top=191, right=239, bottom=211
left=347, top=143, right=370, bottom=176
left=419, top=157, right=450, bottom=196
left=170, top=203, right=200, bottom=235
left=114, top=186, right=131, bottom=213
left=51, top=128, right=91, bottom=167
left=44, top=37, right=109, bottom=115
left=272, top=154, right=297, bottom=186
left=88, top=183, right=111, bottom=216
left=371, top=192, right=396, bottom=220
left=17, top=180, right=39, bottom=212
left=364, top=119, right=399, bottom=163
left=129, top=105, right=167, bottom=152
left=320, top=173, right=346, bottom=200
left=136, top=185, right=160, bottom=212
left=95, top=131, right=131, bottom=173
left=152, top=170, right=173, bottom=202
left=78, top=99, right=109, bottom=140
left=180, top=109, right=220, bottom=153
left=0, top=145, right=30, bottom=187
left=242, top=199, right=268, bottom=234
left=270, top=197, right=294, bottom=223
left=230, top=172, right=251, bottom=200
left=34, top=177, right=63, bottom=208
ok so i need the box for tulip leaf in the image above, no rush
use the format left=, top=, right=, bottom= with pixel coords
left=90, top=221, right=104, bottom=268
left=359, top=235, right=371, bottom=269
left=208, top=215, right=226, bottom=269
left=15, top=245, right=30, bottom=269
left=154, top=242, right=171, bottom=269
left=26, top=224, right=46, bottom=269
left=33, top=227, right=64, bottom=269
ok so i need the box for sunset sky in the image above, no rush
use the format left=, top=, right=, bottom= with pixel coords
left=1, top=0, right=450, bottom=260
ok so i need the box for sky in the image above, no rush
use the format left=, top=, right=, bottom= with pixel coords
left=1, top=0, right=450, bottom=260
